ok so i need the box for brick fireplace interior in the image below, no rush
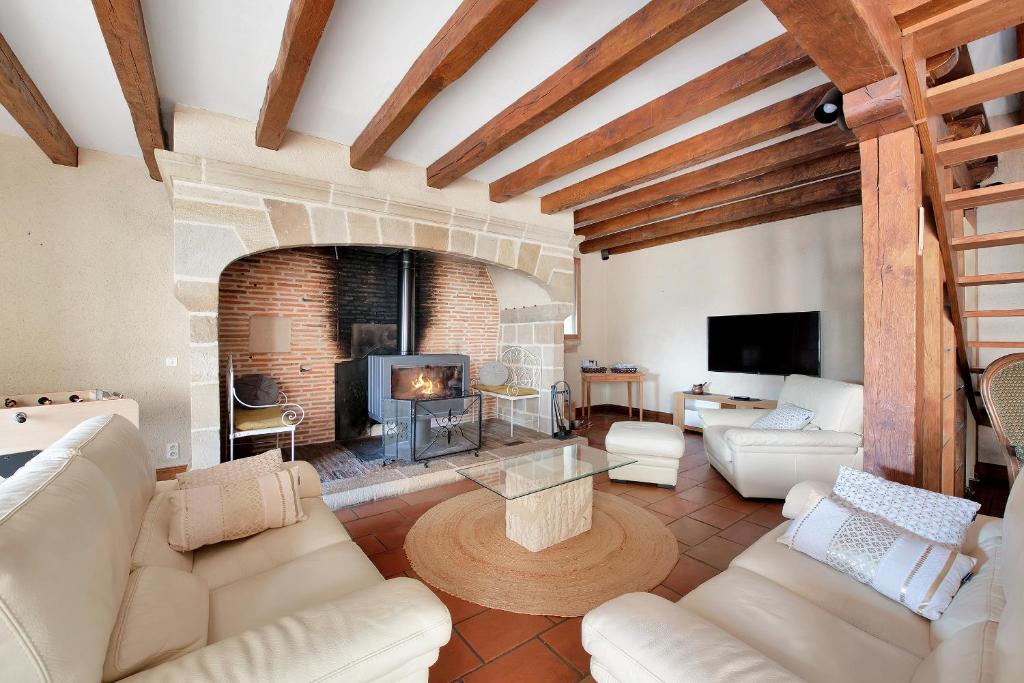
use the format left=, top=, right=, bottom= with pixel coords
left=218, top=246, right=500, bottom=454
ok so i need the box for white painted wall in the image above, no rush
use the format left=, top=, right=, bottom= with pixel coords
left=566, top=206, right=865, bottom=416
left=0, top=134, right=192, bottom=467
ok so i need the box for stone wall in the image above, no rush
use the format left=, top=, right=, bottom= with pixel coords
left=158, top=149, right=575, bottom=468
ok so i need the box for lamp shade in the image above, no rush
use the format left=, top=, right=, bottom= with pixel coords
left=248, top=316, right=291, bottom=353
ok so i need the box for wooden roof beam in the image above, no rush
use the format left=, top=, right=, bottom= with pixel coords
left=488, top=33, right=814, bottom=202
left=580, top=172, right=860, bottom=253
left=0, top=33, right=77, bottom=166
left=350, top=0, right=537, bottom=170
left=574, top=123, right=856, bottom=226
left=576, top=148, right=860, bottom=238
left=606, top=195, right=861, bottom=255
left=903, top=0, right=1024, bottom=59
left=542, top=83, right=829, bottom=214
left=762, top=0, right=914, bottom=140
left=256, top=0, right=336, bottom=151
left=425, top=0, right=745, bottom=188
left=92, top=0, right=166, bottom=180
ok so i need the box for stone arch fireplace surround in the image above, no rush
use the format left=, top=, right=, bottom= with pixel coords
left=157, top=150, right=575, bottom=469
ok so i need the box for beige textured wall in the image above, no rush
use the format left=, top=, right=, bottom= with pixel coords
left=0, top=134, right=192, bottom=467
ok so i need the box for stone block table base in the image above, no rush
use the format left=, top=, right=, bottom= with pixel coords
left=505, top=477, right=593, bottom=552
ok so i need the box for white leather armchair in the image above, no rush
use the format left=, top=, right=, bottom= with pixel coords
left=699, top=375, right=864, bottom=499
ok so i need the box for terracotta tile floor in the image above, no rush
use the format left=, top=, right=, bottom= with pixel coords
left=334, top=410, right=782, bottom=682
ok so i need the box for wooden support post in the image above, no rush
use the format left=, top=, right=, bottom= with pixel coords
left=861, top=127, right=924, bottom=485
left=918, top=209, right=944, bottom=492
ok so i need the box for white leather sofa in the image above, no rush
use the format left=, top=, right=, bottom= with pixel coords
left=0, top=415, right=452, bottom=682
left=700, top=375, right=864, bottom=498
left=582, top=478, right=1023, bottom=682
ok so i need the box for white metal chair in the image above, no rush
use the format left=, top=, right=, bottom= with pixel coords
left=227, top=355, right=304, bottom=461
left=472, top=346, right=540, bottom=437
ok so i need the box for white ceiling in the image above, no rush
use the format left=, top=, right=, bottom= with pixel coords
left=0, top=0, right=1018, bottom=197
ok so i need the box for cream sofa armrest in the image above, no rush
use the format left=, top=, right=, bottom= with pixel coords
left=725, top=429, right=863, bottom=450
left=698, top=408, right=765, bottom=428
left=782, top=480, right=832, bottom=519
left=125, top=577, right=451, bottom=683
left=583, top=592, right=802, bottom=683
left=282, top=460, right=322, bottom=498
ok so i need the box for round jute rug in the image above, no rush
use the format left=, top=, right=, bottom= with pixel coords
left=405, top=488, right=678, bottom=617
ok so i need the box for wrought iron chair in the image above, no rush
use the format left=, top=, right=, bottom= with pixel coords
left=980, top=353, right=1024, bottom=486
left=472, top=346, right=540, bottom=437
left=227, top=355, right=304, bottom=461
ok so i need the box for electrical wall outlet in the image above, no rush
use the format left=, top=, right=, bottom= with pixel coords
left=165, top=357, right=177, bottom=367
left=165, top=442, right=179, bottom=461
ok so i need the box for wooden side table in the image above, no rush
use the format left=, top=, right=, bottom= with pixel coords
left=672, top=391, right=776, bottom=433
left=582, top=372, right=646, bottom=421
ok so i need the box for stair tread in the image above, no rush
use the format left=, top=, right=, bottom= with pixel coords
left=927, top=57, right=1024, bottom=117
left=967, top=341, right=1024, bottom=348
left=946, top=180, right=1024, bottom=210
left=937, top=124, right=1024, bottom=166
left=951, top=228, right=1024, bottom=250
left=958, top=272, right=1024, bottom=286
left=962, top=308, right=1024, bottom=317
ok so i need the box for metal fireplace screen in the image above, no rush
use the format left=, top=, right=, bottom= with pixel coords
left=382, top=392, right=482, bottom=464
left=390, top=364, right=463, bottom=401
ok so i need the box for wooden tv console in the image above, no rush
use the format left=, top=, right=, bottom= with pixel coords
left=672, top=391, right=776, bottom=433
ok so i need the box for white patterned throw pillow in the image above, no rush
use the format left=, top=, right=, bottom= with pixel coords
left=750, top=403, right=815, bottom=430
left=831, top=466, right=980, bottom=548
left=779, top=496, right=976, bottom=620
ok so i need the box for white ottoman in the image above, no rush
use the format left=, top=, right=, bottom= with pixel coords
left=604, top=421, right=685, bottom=487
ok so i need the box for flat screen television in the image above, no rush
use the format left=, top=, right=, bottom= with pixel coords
left=708, top=311, right=820, bottom=376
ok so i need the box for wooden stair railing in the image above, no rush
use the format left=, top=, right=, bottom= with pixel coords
left=901, top=0, right=1024, bottom=428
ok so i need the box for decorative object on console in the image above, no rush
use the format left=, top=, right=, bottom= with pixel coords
left=779, top=495, right=976, bottom=620
left=690, top=381, right=709, bottom=394
left=168, top=467, right=307, bottom=552
left=580, top=366, right=608, bottom=374
left=750, top=402, right=816, bottom=430
left=610, top=363, right=638, bottom=374
left=830, top=466, right=980, bottom=548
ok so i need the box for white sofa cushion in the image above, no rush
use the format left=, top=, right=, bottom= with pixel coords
left=582, top=592, right=804, bottom=683
left=208, top=541, right=383, bottom=642
left=102, top=566, right=208, bottom=681
left=779, top=496, right=976, bottom=620
left=175, top=448, right=282, bottom=489
left=605, top=421, right=684, bottom=459
left=778, top=374, right=863, bottom=433
left=832, top=466, right=980, bottom=548
left=681, top=567, right=922, bottom=683
left=732, top=523, right=933, bottom=657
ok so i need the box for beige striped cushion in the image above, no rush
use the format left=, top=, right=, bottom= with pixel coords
left=175, top=449, right=282, bottom=490
left=168, top=468, right=306, bottom=552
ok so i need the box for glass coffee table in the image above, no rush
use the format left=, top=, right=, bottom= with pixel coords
left=458, top=443, right=636, bottom=552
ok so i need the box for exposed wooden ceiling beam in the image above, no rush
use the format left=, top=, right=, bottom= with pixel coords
left=350, top=0, right=537, bottom=170
left=542, top=83, right=829, bottom=214
left=607, top=194, right=861, bottom=255
left=256, top=0, right=336, bottom=151
left=760, top=0, right=904, bottom=92
left=488, top=33, right=813, bottom=202
left=425, top=0, right=745, bottom=188
left=576, top=149, right=860, bottom=238
left=92, top=0, right=166, bottom=180
left=890, top=0, right=964, bottom=30
left=580, top=172, right=860, bottom=253
left=0, top=33, right=77, bottom=166
left=574, top=123, right=856, bottom=225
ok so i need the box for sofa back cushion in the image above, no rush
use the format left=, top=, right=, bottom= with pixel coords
left=995, top=478, right=1024, bottom=680
left=779, top=375, right=864, bottom=433
left=0, top=415, right=152, bottom=682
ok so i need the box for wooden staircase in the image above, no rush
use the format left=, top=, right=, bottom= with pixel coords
left=901, top=0, right=1024, bottom=473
